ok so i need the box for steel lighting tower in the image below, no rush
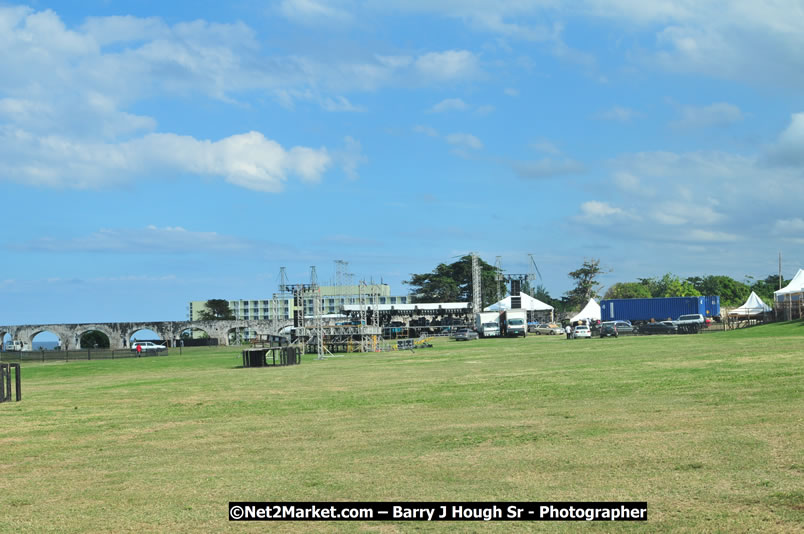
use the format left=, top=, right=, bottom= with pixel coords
left=471, top=253, right=482, bottom=312
left=495, top=256, right=503, bottom=300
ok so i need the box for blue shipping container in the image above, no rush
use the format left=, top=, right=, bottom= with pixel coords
left=600, top=296, right=721, bottom=322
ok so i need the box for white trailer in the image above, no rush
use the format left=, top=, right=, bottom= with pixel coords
left=475, top=312, right=500, bottom=338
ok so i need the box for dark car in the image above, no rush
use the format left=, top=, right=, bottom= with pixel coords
left=602, top=320, right=636, bottom=334
left=637, top=322, right=678, bottom=335
left=600, top=324, right=618, bottom=338
left=453, top=328, right=479, bottom=341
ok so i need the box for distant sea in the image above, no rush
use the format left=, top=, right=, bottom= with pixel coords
left=32, top=341, right=60, bottom=350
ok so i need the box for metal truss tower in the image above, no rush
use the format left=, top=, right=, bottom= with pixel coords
left=309, top=266, right=329, bottom=360
left=495, top=256, right=503, bottom=300
left=471, top=253, right=482, bottom=312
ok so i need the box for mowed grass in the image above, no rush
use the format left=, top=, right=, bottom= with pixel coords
left=1, top=323, right=802, bottom=533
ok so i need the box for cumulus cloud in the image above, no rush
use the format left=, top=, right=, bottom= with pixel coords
left=764, top=112, right=804, bottom=166
left=513, top=158, right=585, bottom=179
left=429, top=98, right=468, bottom=113
left=278, top=0, right=354, bottom=25
left=446, top=132, right=483, bottom=150
left=772, top=217, right=804, bottom=236
left=16, top=226, right=264, bottom=254
left=414, top=50, right=481, bottom=81
left=413, top=125, right=439, bottom=137
left=574, top=200, right=639, bottom=225
left=599, top=116, right=804, bottom=244
left=0, top=129, right=333, bottom=192
left=593, top=106, right=643, bottom=122
left=670, top=102, right=744, bottom=129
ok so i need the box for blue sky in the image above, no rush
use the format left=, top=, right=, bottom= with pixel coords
left=2, top=0, right=804, bottom=325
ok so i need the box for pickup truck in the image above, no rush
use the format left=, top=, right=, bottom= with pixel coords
left=674, top=314, right=705, bottom=334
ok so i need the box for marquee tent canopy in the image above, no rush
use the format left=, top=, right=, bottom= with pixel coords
left=774, top=268, right=804, bottom=300
left=570, top=298, right=601, bottom=323
left=484, top=292, right=554, bottom=312
left=728, top=291, right=772, bottom=316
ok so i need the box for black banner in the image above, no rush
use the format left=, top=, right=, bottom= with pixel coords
left=228, top=501, right=647, bottom=521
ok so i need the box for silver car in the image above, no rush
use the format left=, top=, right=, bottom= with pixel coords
left=454, top=328, right=479, bottom=341
left=535, top=323, right=564, bottom=335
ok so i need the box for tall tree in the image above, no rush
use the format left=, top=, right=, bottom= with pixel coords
left=565, top=258, right=605, bottom=309
left=604, top=282, right=652, bottom=299
left=405, top=255, right=502, bottom=307
left=687, top=275, right=749, bottom=306
left=198, top=299, right=235, bottom=320
left=639, top=273, right=700, bottom=298
left=751, top=274, right=789, bottom=305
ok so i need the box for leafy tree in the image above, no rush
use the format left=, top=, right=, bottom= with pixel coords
left=80, top=330, right=110, bottom=348
left=565, top=258, right=606, bottom=309
left=405, top=255, right=503, bottom=307
left=687, top=275, right=749, bottom=307
left=198, top=299, right=235, bottom=320
left=604, top=282, right=652, bottom=299
left=751, top=274, right=788, bottom=305
left=638, top=273, right=700, bottom=298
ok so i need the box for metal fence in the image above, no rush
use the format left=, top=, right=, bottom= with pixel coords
left=0, top=348, right=169, bottom=363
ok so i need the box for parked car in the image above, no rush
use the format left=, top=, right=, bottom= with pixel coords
left=602, top=320, right=635, bottom=334
left=600, top=324, right=618, bottom=338
left=637, top=322, right=678, bottom=335
left=573, top=325, right=592, bottom=339
left=535, top=323, right=564, bottom=335
left=453, top=328, right=479, bottom=341
left=131, top=341, right=166, bottom=351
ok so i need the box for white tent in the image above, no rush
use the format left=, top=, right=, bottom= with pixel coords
left=570, top=298, right=601, bottom=323
left=728, top=291, right=772, bottom=317
left=774, top=268, right=804, bottom=301
left=484, top=292, right=554, bottom=312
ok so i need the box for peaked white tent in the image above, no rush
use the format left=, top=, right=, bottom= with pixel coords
left=570, top=298, right=601, bottom=323
left=484, top=292, right=554, bottom=312
left=774, top=268, right=804, bottom=301
left=728, top=291, right=772, bottom=317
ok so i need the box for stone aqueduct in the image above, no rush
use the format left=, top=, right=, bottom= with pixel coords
left=0, top=320, right=292, bottom=350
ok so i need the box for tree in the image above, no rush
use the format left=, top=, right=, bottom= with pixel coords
left=565, top=258, right=605, bottom=309
left=687, top=275, right=749, bottom=307
left=80, top=330, right=110, bottom=348
left=405, top=255, right=503, bottom=307
left=604, top=282, right=652, bottom=300
left=751, top=274, right=788, bottom=305
left=638, top=273, right=700, bottom=298
left=198, top=299, right=235, bottom=320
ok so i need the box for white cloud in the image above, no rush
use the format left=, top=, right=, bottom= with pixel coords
left=599, top=116, right=804, bottom=244
left=320, top=95, right=365, bottom=112
left=17, top=226, right=263, bottom=254
left=0, top=129, right=333, bottom=192
left=593, top=106, right=643, bottom=122
left=504, top=88, right=520, bottom=96
left=772, top=217, right=804, bottom=235
left=429, top=98, right=468, bottom=113
left=336, top=136, right=367, bottom=180
left=574, top=200, right=639, bottom=225
left=413, top=125, right=439, bottom=137
left=765, top=112, right=804, bottom=166
left=446, top=132, right=483, bottom=150
left=686, top=230, right=740, bottom=242
left=370, top=1, right=804, bottom=89
left=530, top=139, right=561, bottom=155
left=513, top=158, right=585, bottom=179
left=670, top=102, right=744, bottom=129
left=414, top=50, right=480, bottom=81
left=278, top=0, right=354, bottom=25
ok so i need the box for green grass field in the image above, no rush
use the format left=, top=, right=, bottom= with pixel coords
left=2, top=323, right=802, bottom=533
